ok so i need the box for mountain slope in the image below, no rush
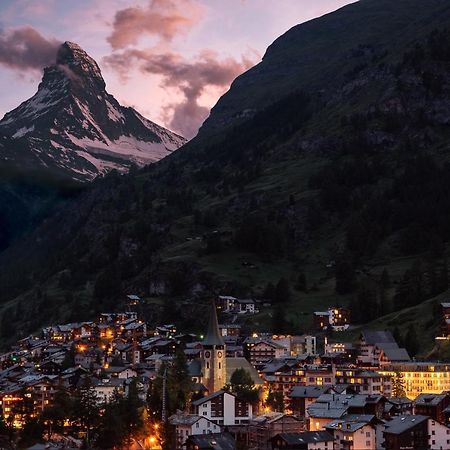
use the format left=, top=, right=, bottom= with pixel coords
left=201, top=0, right=450, bottom=135
left=0, top=42, right=186, bottom=182
left=1, top=0, right=450, bottom=354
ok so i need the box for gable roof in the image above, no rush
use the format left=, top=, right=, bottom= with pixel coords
left=273, top=431, right=334, bottom=445
left=192, top=390, right=226, bottom=406
left=383, top=415, right=429, bottom=434
left=289, top=385, right=330, bottom=399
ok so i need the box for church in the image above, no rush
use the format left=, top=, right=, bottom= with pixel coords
left=189, top=301, right=262, bottom=394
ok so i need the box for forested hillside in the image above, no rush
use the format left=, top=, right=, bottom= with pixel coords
left=1, top=0, right=450, bottom=356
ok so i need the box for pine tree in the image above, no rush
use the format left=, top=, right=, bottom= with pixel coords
left=392, top=371, right=406, bottom=398
left=72, top=377, right=100, bottom=446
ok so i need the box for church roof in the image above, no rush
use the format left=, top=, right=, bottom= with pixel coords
left=203, top=301, right=225, bottom=346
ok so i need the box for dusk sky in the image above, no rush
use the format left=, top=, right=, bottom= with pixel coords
left=0, top=0, right=356, bottom=138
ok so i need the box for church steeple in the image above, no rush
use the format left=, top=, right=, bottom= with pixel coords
left=204, top=300, right=225, bottom=346
left=201, top=299, right=226, bottom=394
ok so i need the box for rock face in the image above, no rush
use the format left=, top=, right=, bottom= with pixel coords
left=0, top=42, right=186, bottom=182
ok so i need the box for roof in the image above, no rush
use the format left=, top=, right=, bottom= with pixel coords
left=381, top=347, right=410, bottom=362
left=251, top=412, right=300, bottom=424
left=415, top=393, right=449, bottom=406
left=187, top=432, right=235, bottom=450
left=169, top=413, right=202, bottom=426
left=289, top=385, right=330, bottom=398
left=203, top=301, right=225, bottom=346
left=361, top=331, right=395, bottom=345
left=226, top=357, right=264, bottom=385
left=192, top=390, right=226, bottom=406
left=273, top=431, right=334, bottom=445
left=383, top=415, right=429, bottom=435
left=325, top=415, right=376, bottom=433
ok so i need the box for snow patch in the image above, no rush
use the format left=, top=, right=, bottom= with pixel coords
left=12, top=125, right=34, bottom=138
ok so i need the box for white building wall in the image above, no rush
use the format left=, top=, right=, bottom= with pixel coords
left=428, top=419, right=450, bottom=450
left=223, top=392, right=235, bottom=425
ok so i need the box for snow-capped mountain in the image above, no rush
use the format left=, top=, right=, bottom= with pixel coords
left=0, top=42, right=186, bottom=182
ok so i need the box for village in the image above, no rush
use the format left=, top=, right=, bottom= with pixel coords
left=0, top=295, right=449, bottom=450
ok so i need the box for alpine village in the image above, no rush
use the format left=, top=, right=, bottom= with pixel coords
left=2, top=1, right=450, bottom=449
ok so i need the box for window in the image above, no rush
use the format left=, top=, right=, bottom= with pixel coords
left=366, top=442, right=371, bottom=447
left=203, top=412, right=207, bottom=416
left=196, top=423, right=199, bottom=428
left=366, top=432, right=371, bottom=437
left=219, top=363, right=221, bottom=369
left=432, top=431, right=435, bottom=435
left=203, top=404, right=207, bottom=408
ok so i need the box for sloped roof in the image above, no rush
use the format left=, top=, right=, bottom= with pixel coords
left=381, top=347, right=410, bottom=362
left=226, top=357, right=264, bottom=385
left=273, top=431, right=334, bottom=445
left=289, top=385, right=330, bottom=398
left=383, top=415, right=429, bottom=434
left=415, top=393, right=448, bottom=406
left=187, top=432, right=235, bottom=450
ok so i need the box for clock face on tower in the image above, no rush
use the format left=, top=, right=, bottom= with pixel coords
left=204, top=351, right=211, bottom=358
left=217, top=351, right=223, bottom=358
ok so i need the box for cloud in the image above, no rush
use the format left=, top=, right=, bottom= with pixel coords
left=0, top=26, right=60, bottom=72
left=107, top=0, right=203, bottom=50
left=105, top=48, right=257, bottom=138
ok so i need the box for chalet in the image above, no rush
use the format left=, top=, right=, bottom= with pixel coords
left=169, top=413, right=222, bottom=450
left=313, top=308, right=350, bottom=331
left=383, top=415, right=429, bottom=450
left=191, top=390, right=252, bottom=427
left=219, top=324, right=241, bottom=337
left=246, top=339, right=288, bottom=365
left=288, top=386, right=331, bottom=417
left=325, top=415, right=381, bottom=450
left=217, top=296, right=237, bottom=312
left=414, top=393, right=450, bottom=423
left=156, top=324, right=177, bottom=338
left=308, top=394, right=386, bottom=431
left=357, top=331, right=410, bottom=367
left=235, top=298, right=257, bottom=314
left=248, top=413, right=304, bottom=450
left=271, top=431, right=334, bottom=450
left=385, top=397, right=413, bottom=416
left=291, top=335, right=317, bottom=356
left=91, top=377, right=125, bottom=403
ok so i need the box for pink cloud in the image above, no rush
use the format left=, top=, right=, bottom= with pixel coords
left=107, top=0, right=203, bottom=50
left=104, top=48, right=256, bottom=138
left=0, top=26, right=60, bottom=72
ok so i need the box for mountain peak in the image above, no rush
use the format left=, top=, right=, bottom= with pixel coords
left=55, top=41, right=104, bottom=87
left=0, top=41, right=186, bottom=182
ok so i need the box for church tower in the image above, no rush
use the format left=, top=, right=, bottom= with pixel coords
left=201, top=300, right=226, bottom=394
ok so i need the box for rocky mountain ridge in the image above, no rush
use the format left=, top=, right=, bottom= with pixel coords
left=0, top=42, right=186, bottom=182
